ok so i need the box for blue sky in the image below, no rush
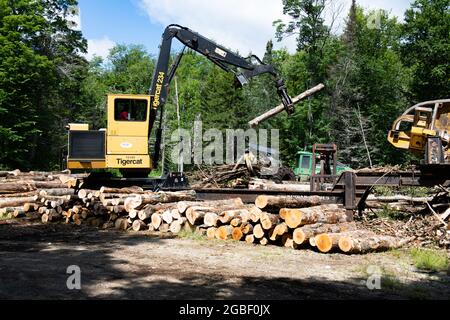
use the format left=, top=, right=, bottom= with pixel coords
left=77, top=0, right=413, bottom=60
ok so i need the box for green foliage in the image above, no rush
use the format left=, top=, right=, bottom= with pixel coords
left=0, top=0, right=87, bottom=170
left=410, top=248, right=449, bottom=272
left=401, top=0, right=450, bottom=101
left=0, top=0, right=448, bottom=171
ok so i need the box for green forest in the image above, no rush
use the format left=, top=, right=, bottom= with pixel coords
left=0, top=0, right=449, bottom=171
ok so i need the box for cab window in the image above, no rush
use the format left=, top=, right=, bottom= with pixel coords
left=114, top=99, right=148, bottom=122
left=301, top=155, right=311, bottom=169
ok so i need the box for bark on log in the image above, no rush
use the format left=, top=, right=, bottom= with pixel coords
left=338, top=234, right=412, bottom=254
left=177, top=198, right=244, bottom=214
left=99, top=186, right=144, bottom=194
left=0, top=197, right=37, bottom=208
left=248, top=83, right=325, bottom=127
left=124, top=190, right=196, bottom=211
left=255, top=195, right=321, bottom=211
left=292, top=222, right=357, bottom=245
left=280, top=204, right=350, bottom=228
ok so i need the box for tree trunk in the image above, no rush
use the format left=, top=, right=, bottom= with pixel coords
left=338, top=234, right=412, bottom=254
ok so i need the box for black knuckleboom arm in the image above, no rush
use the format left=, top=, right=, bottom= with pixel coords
left=149, top=24, right=293, bottom=113
left=148, top=24, right=294, bottom=169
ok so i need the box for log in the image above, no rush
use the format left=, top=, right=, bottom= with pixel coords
left=338, top=234, right=412, bottom=254
left=280, top=204, right=350, bottom=228
left=0, top=197, right=37, bottom=208
left=124, top=190, right=196, bottom=211
left=218, top=209, right=249, bottom=224
left=169, top=218, right=187, bottom=234
left=231, top=227, right=244, bottom=241
left=259, top=237, right=269, bottom=246
left=159, top=223, right=170, bottom=233
left=151, top=213, right=162, bottom=230
left=292, top=222, right=357, bottom=245
left=23, top=203, right=39, bottom=212
left=215, top=225, right=233, bottom=240
left=114, top=218, right=129, bottom=230
left=207, top=227, right=217, bottom=239
left=315, top=233, right=342, bottom=253
left=171, top=209, right=181, bottom=220
left=132, top=219, right=148, bottom=232
left=77, top=189, right=99, bottom=199
left=281, top=234, right=295, bottom=249
left=269, top=222, right=288, bottom=241
left=240, top=222, right=254, bottom=235
left=249, top=179, right=310, bottom=192
left=177, top=198, right=244, bottom=214
left=366, top=195, right=433, bottom=203
left=260, top=212, right=280, bottom=230
left=204, top=212, right=220, bottom=227
left=161, top=210, right=174, bottom=224
left=245, top=234, right=255, bottom=244
left=99, top=186, right=144, bottom=194
left=248, top=83, right=325, bottom=127
left=253, top=224, right=266, bottom=239
left=0, top=191, right=38, bottom=198
left=230, top=217, right=242, bottom=227
left=248, top=206, right=263, bottom=223
left=186, top=206, right=213, bottom=225
left=255, top=195, right=321, bottom=211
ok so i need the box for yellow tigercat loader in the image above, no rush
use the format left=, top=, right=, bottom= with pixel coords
left=388, top=99, right=450, bottom=174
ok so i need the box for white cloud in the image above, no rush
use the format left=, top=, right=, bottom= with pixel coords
left=86, top=37, right=116, bottom=60
left=138, top=0, right=411, bottom=56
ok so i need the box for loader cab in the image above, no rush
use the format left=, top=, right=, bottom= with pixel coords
left=66, top=94, right=153, bottom=175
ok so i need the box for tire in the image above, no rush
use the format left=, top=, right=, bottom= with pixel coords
left=271, top=166, right=296, bottom=183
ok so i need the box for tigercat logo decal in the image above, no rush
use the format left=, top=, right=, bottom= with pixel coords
left=152, top=71, right=165, bottom=108
left=116, top=158, right=143, bottom=166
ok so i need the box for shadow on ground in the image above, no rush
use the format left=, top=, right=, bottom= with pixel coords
left=0, top=223, right=448, bottom=300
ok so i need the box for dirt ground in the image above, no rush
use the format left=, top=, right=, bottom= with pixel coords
left=0, top=221, right=449, bottom=300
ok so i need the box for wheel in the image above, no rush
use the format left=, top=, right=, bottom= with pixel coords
left=271, top=166, right=296, bottom=183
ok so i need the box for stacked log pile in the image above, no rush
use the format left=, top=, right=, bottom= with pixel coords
left=1, top=170, right=429, bottom=253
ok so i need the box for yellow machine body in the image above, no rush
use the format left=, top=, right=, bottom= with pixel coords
left=388, top=99, right=450, bottom=162
left=67, top=94, right=153, bottom=172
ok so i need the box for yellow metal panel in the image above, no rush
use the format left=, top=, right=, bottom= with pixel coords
left=107, top=136, right=148, bottom=155
left=106, top=155, right=151, bottom=169
left=107, top=94, right=150, bottom=137
left=68, top=123, right=89, bottom=131
left=67, top=161, right=106, bottom=169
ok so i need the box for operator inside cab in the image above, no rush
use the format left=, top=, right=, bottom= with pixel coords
left=119, top=106, right=129, bottom=121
